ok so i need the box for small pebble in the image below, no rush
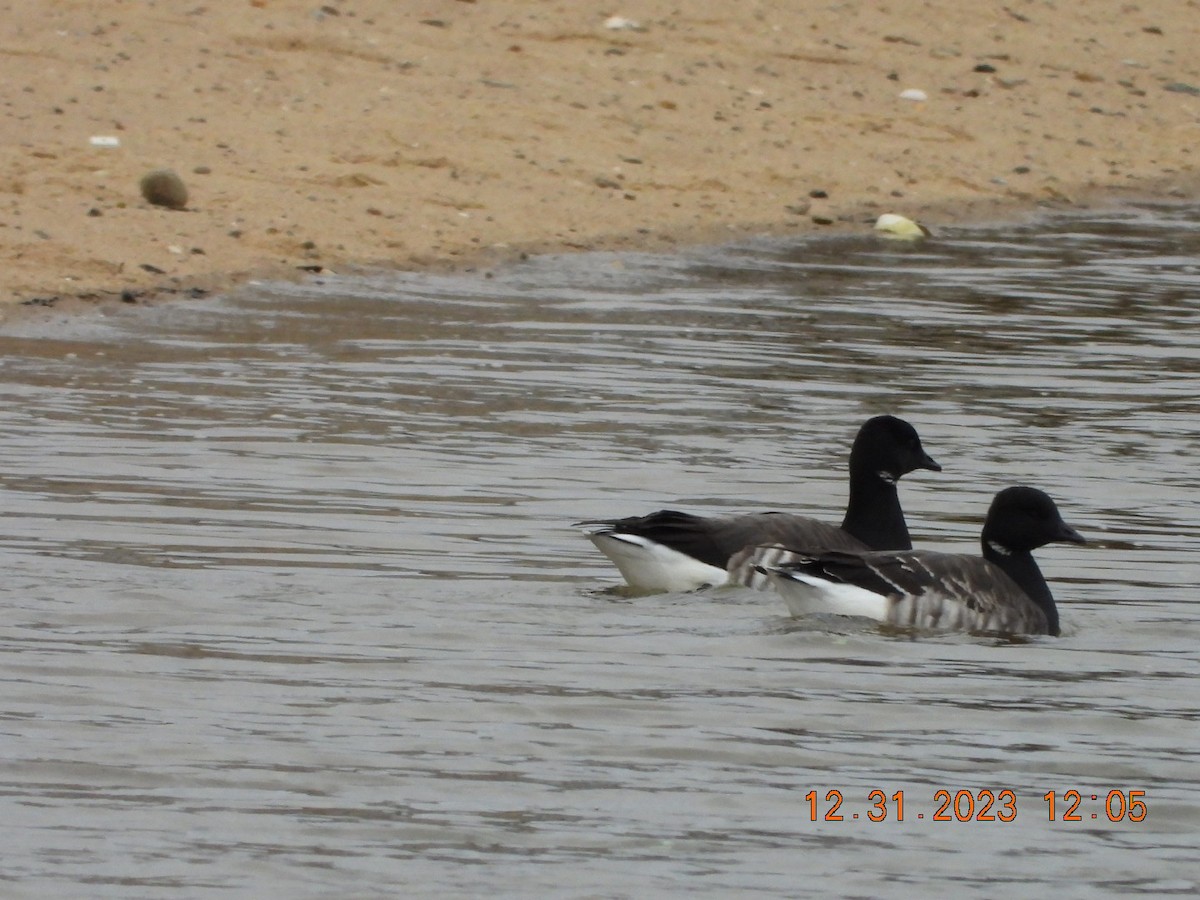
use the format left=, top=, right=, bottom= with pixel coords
left=140, top=168, right=188, bottom=209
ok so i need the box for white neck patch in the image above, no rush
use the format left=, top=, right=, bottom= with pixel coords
left=876, top=470, right=897, bottom=485
left=987, top=539, right=1013, bottom=557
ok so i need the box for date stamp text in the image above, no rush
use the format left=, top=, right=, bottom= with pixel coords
left=803, top=789, right=1147, bottom=822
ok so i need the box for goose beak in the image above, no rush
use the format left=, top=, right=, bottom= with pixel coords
left=1057, top=521, right=1086, bottom=544
left=919, top=452, right=942, bottom=473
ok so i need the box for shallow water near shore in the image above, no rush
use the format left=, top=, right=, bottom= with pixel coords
left=1, top=205, right=1197, bottom=897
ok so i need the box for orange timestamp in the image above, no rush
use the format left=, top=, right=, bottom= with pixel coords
left=804, top=789, right=1147, bottom=823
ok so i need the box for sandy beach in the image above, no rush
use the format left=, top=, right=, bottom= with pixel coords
left=2, top=1, right=1197, bottom=314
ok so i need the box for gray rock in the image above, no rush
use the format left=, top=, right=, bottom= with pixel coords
left=140, top=169, right=189, bottom=209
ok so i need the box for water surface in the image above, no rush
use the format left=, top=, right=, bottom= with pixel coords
left=1, top=205, right=1197, bottom=897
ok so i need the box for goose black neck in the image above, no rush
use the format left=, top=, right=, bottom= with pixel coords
left=841, top=468, right=912, bottom=550
left=982, top=541, right=1060, bottom=636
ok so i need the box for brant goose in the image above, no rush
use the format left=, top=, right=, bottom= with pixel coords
left=758, top=486, right=1085, bottom=636
left=577, top=415, right=940, bottom=593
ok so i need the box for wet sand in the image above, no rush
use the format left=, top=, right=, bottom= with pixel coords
left=1, top=1, right=1197, bottom=313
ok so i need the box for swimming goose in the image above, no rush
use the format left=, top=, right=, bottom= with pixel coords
left=758, top=486, right=1085, bottom=636
left=577, top=415, right=941, bottom=593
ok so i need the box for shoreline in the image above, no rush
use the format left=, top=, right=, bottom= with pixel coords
left=6, top=179, right=1194, bottom=323
left=3, top=2, right=1197, bottom=320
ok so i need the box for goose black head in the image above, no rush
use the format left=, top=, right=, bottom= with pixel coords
left=983, top=486, right=1086, bottom=555
left=850, top=415, right=941, bottom=483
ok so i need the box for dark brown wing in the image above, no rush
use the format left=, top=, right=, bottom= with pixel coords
left=582, top=510, right=866, bottom=570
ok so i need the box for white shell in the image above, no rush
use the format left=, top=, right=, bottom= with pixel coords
left=898, top=88, right=928, bottom=101
left=604, top=16, right=642, bottom=31
left=874, top=213, right=930, bottom=240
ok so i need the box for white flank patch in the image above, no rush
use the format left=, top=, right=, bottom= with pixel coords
left=767, top=570, right=891, bottom=621
left=587, top=532, right=727, bottom=593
